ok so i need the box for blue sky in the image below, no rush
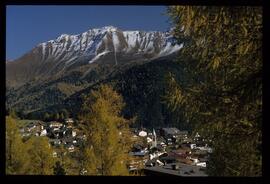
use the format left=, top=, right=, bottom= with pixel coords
left=6, top=5, right=171, bottom=60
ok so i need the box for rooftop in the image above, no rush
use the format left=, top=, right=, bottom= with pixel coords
left=144, top=163, right=207, bottom=176
left=162, top=128, right=181, bottom=135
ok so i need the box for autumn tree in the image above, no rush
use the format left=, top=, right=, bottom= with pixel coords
left=53, top=161, right=66, bottom=175
left=165, top=6, right=262, bottom=176
left=6, top=116, right=30, bottom=174
left=79, top=84, right=132, bottom=176
left=54, top=145, right=79, bottom=175
left=26, top=136, right=55, bottom=175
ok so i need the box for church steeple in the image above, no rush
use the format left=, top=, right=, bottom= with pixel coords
left=152, top=129, right=157, bottom=148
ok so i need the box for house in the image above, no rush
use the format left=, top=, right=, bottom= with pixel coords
left=62, top=137, right=74, bottom=145
left=130, top=144, right=149, bottom=157
left=51, top=129, right=65, bottom=139
left=63, top=127, right=77, bottom=137
left=187, top=156, right=199, bottom=164
left=72, top=130, right=77, bottom=137
left=160, top=128, right=181, bottom=142
left=131, top=134, right=139, bottom=141
left=67, top=144, right=75, bottom=152
left=196, top=146, right=213, bottom=153
left=159, top=142, right=166, bottom=147
left=40, top=129, right=47, bottom=136
left=76, top=134, right=87, bottom=141
left=25, top=121, right=46, bottom=136
left=194, top=132, right=201, bottom=141
left=196, top=162, right=206, bottom=167
left=178, top=131, right=189, bottom=139
left=26, top=123, right=36, bottom=132
left=49, top=122, right=63, bottom=129
left=144, top=162, right=208, bottom=176
left=50, top=139, right=61, bottom=146
left=159, top=156, right=177, bottom=165
left=65, top=118, right=74, bottom=124
left=166, top=138, right=173, bottom=145
left=146, top=137, right=153, bottom=143
left=190, top=143, right=196, bottom=149
left=149, top=151, right=166, bottom=160
left=65, top=118, right=75, bottom=128
left=145, top=157, right=160, bottom=167
left=138, top=130, right=147, bottom=137
left=160, top=128, right=188, bottom=140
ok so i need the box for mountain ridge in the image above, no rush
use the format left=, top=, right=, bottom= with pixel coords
left=6, top=26, right=183, bottom=88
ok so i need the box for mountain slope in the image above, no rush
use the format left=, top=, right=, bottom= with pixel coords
left=6, top=26, right=189, bottom=129
left=6, top=26, right=183, bottom=88
left=17, top=55, right=191, bottom=130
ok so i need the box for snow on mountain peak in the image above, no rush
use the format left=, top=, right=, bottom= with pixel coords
left=102, top=25, right=118, bottom=31
left=38, top=26, right=182, bottom=65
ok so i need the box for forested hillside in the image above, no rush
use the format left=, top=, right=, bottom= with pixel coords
left=15, top=55, right=192, bottom=130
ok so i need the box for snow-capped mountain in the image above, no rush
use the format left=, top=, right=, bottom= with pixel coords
left=37, top=26, right=182, bottom=65
left=6, top=26, right=183, bottom=88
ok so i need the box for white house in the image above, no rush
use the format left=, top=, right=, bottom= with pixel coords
left=147, top=137, right=153, bottom=143
left=149, top=151, right=165, bottom=160
left=187, top=156, right=199, bottom=164
left=65, top=118, right=74, bottom=124
left=72, top=130, right=77, bottom=137
left=138, top=130, right=147, bottom=137
left=156, top=159, right=165, bottom=166
left=40, top=129, right=47, bottom=136
left=190, top=144, right=196, bottom=149
left=67, top=145, right=75, bottom=152
left=196, top=146, right=213, bottom=153
left=160, top=142, right=167, bottom=148
left=49, top=122, right=63, bottom=128
left=196, top=162, right=207, bottom=167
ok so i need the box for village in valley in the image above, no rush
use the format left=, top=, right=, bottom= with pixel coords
left=18, top=117, right=213, bottom=176
left=128, top=127, right=212, bottom=176
left=19, top=118, right=86, bottom=154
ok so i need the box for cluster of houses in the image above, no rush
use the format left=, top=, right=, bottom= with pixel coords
left=19, top=118, right=212, bottom=176
left=19, top=118, right=86, bottom=154
left=128, top=127, right=213, bottom=176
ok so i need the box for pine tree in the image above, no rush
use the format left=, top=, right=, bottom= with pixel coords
left=44, top=112, right=50, bottom=121
left=79, top=84, right=132, bottom=176
left=61, top=109, right=69, bottom=119
left=54, top=113, right=60, bottom=121
left=165, top=6, right=262, bottom=176
left=59, top=113, right=64, bottom=121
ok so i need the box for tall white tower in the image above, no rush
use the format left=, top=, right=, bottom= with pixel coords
left=152, top=129, right=157, bottom=148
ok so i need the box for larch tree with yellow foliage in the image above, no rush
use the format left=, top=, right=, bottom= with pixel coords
left=6, top=116, right=30, bottom=174
left=164, top=6, right=262, bottom=176
left=79, top=84, right=132, bottom=176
